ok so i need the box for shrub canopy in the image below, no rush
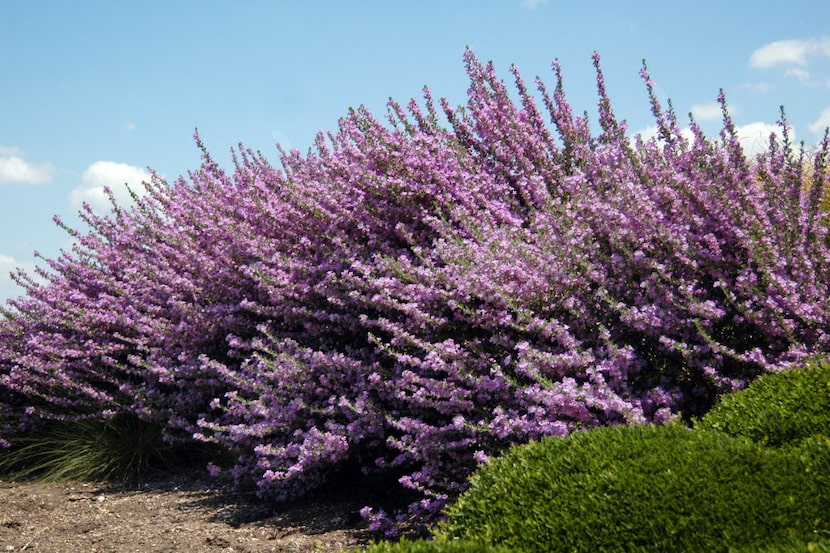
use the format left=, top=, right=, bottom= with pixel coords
left=2, top=49, right=830, bottom=530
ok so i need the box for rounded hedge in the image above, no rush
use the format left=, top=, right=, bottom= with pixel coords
left=363, top=534, right=830, bottom=553
left=362, top=538, right=515, bottom=553
left=696, top=359, right=830, bottom=448
left=727, top=534, right=830, bottom=553
left=362, top=363, right=830, bottom=552
left=433, top=423, right=829, bottom=553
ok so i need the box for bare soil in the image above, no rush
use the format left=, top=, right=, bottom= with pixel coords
left=0, top=473, right=381, bottom=553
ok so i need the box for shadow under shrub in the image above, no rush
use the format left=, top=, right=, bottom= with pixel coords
left=435, top=423, right=829, bottom=553
left=696, top=358, right=830, bottom=448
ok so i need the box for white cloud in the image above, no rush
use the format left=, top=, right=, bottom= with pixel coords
left=749, top=37, right=830, bottom=75
left=0, top=254, right=17, bottom=275
left=521, top=0, right=549, bottom=9
left=70, top=160, right=151, bottom=214
left=743, top=81, right=775, bottom=93
left=809, top=107, right=830, bottom=134
left=0, top=146, right=54, bottom=185
left=784, top=67, right=812, bottom=84
left=632, top=122, right=786, bottom=157
left=735, top=122, right=788, bottom=156
left=0, top=254, right=38, bottom=305
left=630, top=125, right=697, bottom=149
left=750, top=39, right=812, bottom=68
left=690, top=102, right=723, bottom=122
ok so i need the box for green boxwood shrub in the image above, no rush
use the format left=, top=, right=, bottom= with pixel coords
left=362, top=538, right=516, bottom=553
left=434, top=423, right=829, bottom=553
left=696, top=359, right=830, bottom=448
left=727, top=535, right=830, bottom=553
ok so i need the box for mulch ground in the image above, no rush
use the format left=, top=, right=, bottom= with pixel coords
left=0, top=473, right=380, bottom=552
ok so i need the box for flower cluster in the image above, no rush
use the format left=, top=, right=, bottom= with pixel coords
left=2, top=49, right=829, bottom=533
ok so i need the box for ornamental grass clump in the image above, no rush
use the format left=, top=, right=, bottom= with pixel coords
left=0, top=416, right=157, bottom=482
left=1, top=49, right=830, bottom=531
left=0, top=413, right=211, bottom=482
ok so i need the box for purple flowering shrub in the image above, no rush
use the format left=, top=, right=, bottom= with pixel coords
left=2, top=49, right=830, bottom=531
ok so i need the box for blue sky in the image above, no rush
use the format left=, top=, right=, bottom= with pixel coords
left=2, top=0, right=830, bottom=304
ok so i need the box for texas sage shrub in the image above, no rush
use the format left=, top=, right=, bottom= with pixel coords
left=1, top=49, right=829, bottom=532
